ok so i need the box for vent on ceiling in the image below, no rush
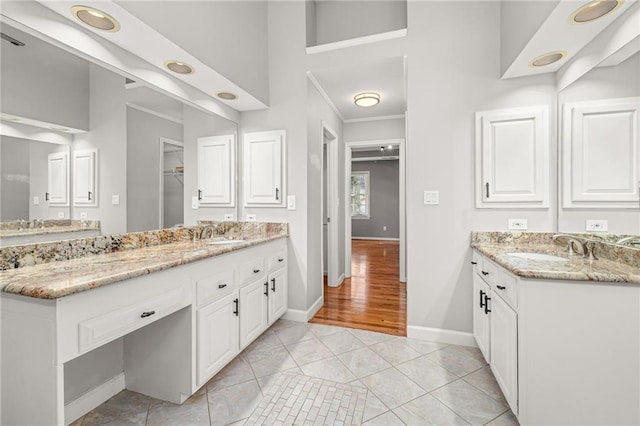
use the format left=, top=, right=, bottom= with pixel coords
left=0, top=32, right=25, bottom=47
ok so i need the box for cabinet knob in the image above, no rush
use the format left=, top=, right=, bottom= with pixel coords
left=471, top=261, right=477, bottom=265
left=253, top=269, right=261, bottom=274
left=278, top=258, right=284, bottom=262
left=140, top=311, right=156, bottom=318
left=481, top=271, right=489, bottom=276
left=218, top=283, right=227, bottom=289
left=496, top=285, right=506, bottom=290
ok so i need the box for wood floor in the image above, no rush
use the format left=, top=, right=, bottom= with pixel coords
left=310, top=239, right=407, bottom=336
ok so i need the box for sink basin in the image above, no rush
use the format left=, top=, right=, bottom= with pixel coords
left=506, top=252, right=568, bottom=262
left=206, top=239, right=246, bottom=245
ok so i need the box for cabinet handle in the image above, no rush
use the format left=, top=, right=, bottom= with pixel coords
left=45, top=192, right=50, bottom=201
left=275, top=188, right=279, bottom=200
left=218, top=283, right=227, bottom=289
left=140, top=310, right=156, bottom=318
left=484, top=295, right=491, bottom=315
left=198, top=189, right=202, bottom=200
left=88, top=191, right=92, bottom=201
left=470, top=261, right=477, bottom=265
left=496, top=285, right=506, bottom=290
left=485, top=182, right=490, bottom=199
left=479, top=290, right=485, bottom=308
left=278, top=258, right=284, bottom=262
left=233, top=298, right=239, bottom=316
left=481, top=271, right=489, bottom=276
left=271, top=278, right=276, bottom=292
left=264, top=281, right=269, bottom=296
left=253, top=269, right=261, bottom=274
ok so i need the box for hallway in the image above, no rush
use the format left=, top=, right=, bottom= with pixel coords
left=311, top=240, right=406, bottom=336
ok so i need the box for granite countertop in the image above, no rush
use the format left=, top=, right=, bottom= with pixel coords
left=472, top=239, right=640, bottom=285
left=0, top=220, right=100, bottom=238
left=0, top=234, right=286, bottom=299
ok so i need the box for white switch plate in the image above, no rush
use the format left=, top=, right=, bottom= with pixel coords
left=33, top=196, right=39, bottom=205
left=586, top=219, right=608, bottom=232
left=383, top=226, right=387, bottom=231
left=80, top=212, right=87, bottom=219
left=191, top=196, right=199, bottom=209
left=111, top=195, right=120, bottom=205
left=223, top=214, right=234, bottom=221
left=287, top=195, right=296, bottom=210
left=423, top=190, right=439, bottom=205
left=246, top=214, right=257, bottom=222
left=57, top=211, right=65, bottom=219
left=508, top=219, right=528, bottom=230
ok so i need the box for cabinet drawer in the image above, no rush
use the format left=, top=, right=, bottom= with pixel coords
left=78, top=286, right=185, bottom=353
left=268, top=251, right=287, bottom=272
left=238, top=257, right=266, bottom=286
left=480, top=258, right=498, bottom=286
left=196, top=269, right=236, bottom=308
left=494, top=269, right=517, bottom=309
left=472, top=251, right=483, bottom=276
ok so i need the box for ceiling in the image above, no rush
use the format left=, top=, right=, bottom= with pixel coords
left=125, top=84, right=184, bottom=124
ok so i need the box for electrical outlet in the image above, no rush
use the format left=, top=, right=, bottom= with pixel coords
left=111, top=195, right=120, bottom=205
left=586, top=219, right=608, bottom=232
left=287, top=195, right=296, bottom=210
left=57, top=211, right=65, bottom=219
left=223, top=214, right=234, bottom=221
left=508, top=219, right=528, bottom=230
left=383, top=225, right=387, bottom=231
left=33, top=196, right=39, bottom=205
left=246, top=214, right=257, bottom=222
left=191, top=196, right=199, bottom=209
left=423, top=190, right=440, bottom=205
left=80, top=212, right=87, bottom=219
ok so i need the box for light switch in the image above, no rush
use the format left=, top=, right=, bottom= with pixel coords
left=33, top=196, right=39, bottom=205
left=191, top=196, right=199, bottom=209
left=111, top=195, right=120, bottom=205
left=287, top=195, right=296, bottom=210
left=423, top=190, right=439, bottom=205
left=586, top=219, right=608, bottom=232
left=246, top=214, right=257, bottom=222
left=508, top=219, right=528, bottom=230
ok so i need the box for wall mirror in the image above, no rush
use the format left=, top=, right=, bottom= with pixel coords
left=557, top=49, right=640, bottom=242
left=0, top=22, right=239, bottom=244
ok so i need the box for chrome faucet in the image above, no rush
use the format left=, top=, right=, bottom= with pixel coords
left=195, top=225, right=216, bottom=241
left=552, top=234, right=597, bottom=260
left=616, top=236, right=640, bottom=246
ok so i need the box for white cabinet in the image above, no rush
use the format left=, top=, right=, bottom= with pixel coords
left=562, top=97, right=640, bottom=208
left=73, top=149, right=98, bottom=206
left=239, top=277, right=269, bottom=349
left=47, top=152, right=69, bottom=206
left=268, top=268, right=287, bottom=325
left=489, top=293, right=517, bottom=414
left=197, top=135, right=235, bottom=206
left=472, top=273, right=491, bottom=363
left=196, top=291, right=239, bottom=386
left=243, top=130, right=286, bottom=207
left=475, top=106, right=549, bottom=208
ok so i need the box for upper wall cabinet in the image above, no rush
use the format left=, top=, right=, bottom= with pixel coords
left=475, top=106, right=550, bottom=209
left=243, top=130, right=286, bottom=207
left=73, top=149, right=98, bottom=206
left=562, top=97, right=640, bottom=209
left=197, top=135, right=235, bottom=206
left=47, top=152, right=69, bottom=206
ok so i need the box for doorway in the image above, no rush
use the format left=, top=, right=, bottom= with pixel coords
left=321, top=122, right=340, bottom=288
left=159, top=138, right=184, bottom=228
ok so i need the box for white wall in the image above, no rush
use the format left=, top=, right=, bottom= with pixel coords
left=344, top=118, right=405, bottom=142
left=0, top=136, right=29, bottom=221
left=73, top=65, right=127, bottom=235
left=126, top=107, right=183, bottom=232
left=182, top=105, right=238, bottom=225
left=406, top=1, right=558, bottom=337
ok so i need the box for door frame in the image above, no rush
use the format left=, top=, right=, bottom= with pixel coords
left=321, top=121, right=340, bottom=288
left=344, top=138, right=406, bottom=282
left=159, top=137, right=184, bottom=229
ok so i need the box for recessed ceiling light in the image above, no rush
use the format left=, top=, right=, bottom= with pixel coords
left=570, top=0, right=623, bottom=24
left=217, top=92, right=238, bottom=100
left=354, top=92, right=380, bottom=108
left=71, top=6, right=120, bottom=32
left=164, top=60, right=195, bottom=75
left=529, top=51, right=567, bottom=67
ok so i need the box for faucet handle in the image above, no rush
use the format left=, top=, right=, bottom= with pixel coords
left=584, top=241, right=598, bottom=261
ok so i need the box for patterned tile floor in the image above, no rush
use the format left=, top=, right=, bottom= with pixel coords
left=73, top=320, right=520, bottom=425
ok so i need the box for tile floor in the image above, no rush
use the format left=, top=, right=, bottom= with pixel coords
left=73, top=320, right=520, bottom=425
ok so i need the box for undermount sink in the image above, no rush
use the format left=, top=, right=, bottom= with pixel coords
left=506, top=252, right=568, bottom=262
left=206, top=239, right=246, bottom=245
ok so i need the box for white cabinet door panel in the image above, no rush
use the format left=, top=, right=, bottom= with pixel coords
left=473, top=274, right=491, bottom=363
left=239, top=278, right=268, bottom=349
left=563, top=97, right=640, bottom=208
left=73, top=149, right=97, bottom=206
left=47, top=152, right=69, bottom=206
left=268, top=269, right=287, bottom=325
left=244, top=130, right=286, bottom=207
left=197, top=135, right=235, bottom=206
left=490, top=293, right=518, bottom=416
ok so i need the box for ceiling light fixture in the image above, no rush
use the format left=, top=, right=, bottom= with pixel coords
left=217, top=92, right=238, bottom=100
left=354, top=92, right=380, bottom=108
left=71, top=6, right=120, bottom=32
left=570, top=0, right=623, bottom=24
left=164, top=60, right=195, bottom=75
left=529, top=51, right=567, bottom=67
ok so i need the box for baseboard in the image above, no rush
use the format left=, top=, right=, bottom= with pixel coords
left=65, top=372, right=125, bottom=424
left=352, top=237, right=400, bottom=241
left=282, top=295, right=324, bottom=323
left=407, top=325, right=478, bottom=347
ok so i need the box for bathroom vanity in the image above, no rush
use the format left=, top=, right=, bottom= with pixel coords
left=1, top=224, right=288, bottom=425
left=471, top=232, right=640, bottom=425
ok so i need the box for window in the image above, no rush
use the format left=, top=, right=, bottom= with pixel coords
left=351, top=171, right=370, bottom=219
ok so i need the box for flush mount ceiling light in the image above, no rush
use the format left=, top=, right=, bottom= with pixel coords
left=354, top=92, right=380, bottom=108
left=217, top=92, right=238, bottom=100
left=529, top=51, right=567, bottom=67
left=71, top=6, right=120, bottom=32
left=570, top=0, right=624, bottom=24
left=164, top=60, right=195, bottom=75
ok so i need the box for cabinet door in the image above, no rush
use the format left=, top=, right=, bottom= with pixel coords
left=196, top=291, right=239, bottom=386
left=47, top=152, right=69, bottom=206
left=197, top=135, right=235, bottom=206
left=73, top=149, right=98, bottom=206
left=562, top=97, right=640, bottom=208
left=244, top=130, right=286, bottom=206
left=490, top=294, right=518, bottom=416
left=475, top=106, right=549, bottom=208
left=239, top=278, right=269, bottom=349
left=473, top=274, right=491, bottom=363
left=268, top=268, right=287, bottom=325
